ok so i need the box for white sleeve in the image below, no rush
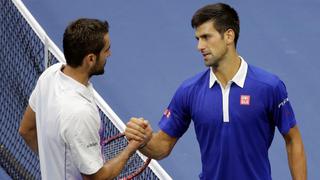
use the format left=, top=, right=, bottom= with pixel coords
left=28, top=81, right=39, bottom=111
left=61, top=107, right=104, bottom=175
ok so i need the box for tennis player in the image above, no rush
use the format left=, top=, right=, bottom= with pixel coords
left=125, top=3, right=307, bottom=180
left=19, top=18, right=144, bottom=180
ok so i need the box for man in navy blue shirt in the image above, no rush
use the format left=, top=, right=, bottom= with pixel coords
left=125, top=3, right=307, bottom=180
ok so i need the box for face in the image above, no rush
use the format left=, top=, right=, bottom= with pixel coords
left=90, top=33, right=111, bottom=76
left=195, top=21, right=228, bottom=67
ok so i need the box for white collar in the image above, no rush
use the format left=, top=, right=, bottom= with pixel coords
left=58, top=64, right=94, bottom=102
left=209, top=56, right=248, bottom=88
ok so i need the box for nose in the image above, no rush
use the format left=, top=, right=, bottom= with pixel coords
left=197, top=39, right=205, bottom=52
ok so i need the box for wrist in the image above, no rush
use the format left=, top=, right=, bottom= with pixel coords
left=139, top=142, right=148, bottom=149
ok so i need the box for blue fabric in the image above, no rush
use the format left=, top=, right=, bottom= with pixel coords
left=159, top=65, right=296, bottom=180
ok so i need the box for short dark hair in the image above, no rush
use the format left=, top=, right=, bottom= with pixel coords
left=63, top=18, right=109, bottom=67
left=191, top=3, right=240, bottom=47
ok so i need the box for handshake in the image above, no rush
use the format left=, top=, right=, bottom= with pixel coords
left=124, top=116, right=177, bottom=160
left=124, top=117, right=153, bottom=150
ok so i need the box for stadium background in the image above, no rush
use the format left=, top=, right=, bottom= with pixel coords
left=1, top=0, right=319, bottom=179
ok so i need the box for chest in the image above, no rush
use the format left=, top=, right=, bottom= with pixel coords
left=191, top=83, right=271, bottom=127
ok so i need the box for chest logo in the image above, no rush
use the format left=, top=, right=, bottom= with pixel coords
left=240, top=95, right=250, bottom=105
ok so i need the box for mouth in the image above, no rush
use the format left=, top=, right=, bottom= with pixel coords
left=202, top=53, right=211, bottom=60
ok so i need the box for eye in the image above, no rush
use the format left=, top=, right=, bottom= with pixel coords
left=203, top=35, right=209, bottom=40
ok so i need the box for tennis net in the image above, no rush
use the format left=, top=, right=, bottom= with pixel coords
left=0, top=0, right=171, bottom=179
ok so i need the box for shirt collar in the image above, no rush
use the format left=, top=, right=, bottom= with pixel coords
left=58, top=64, right=94, bottom=102
left=209, top=56, right=248, bottom=88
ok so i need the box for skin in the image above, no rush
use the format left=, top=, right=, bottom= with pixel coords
left=284, top=126, right=307, bottom=180
left=19, top=33, right=146, bottom=180
left=125, top=21, right=307, bottom=179
left=19, top=105, right=38, bottom=154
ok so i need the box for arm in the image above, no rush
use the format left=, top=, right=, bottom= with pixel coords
left=140, top=130, right=177, bottom=160
left=283, top=125, right=307, bottom=180
left=125, top=118, right=178, bottom=160
left=82, top=140, right=142, bottom=180
left=62, top=111, right=145, bottom=180
left=19, top=105, right=38, bottom=154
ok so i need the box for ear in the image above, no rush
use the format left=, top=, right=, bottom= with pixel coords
left=84, top=53, right=97, bottom=67
left=224, top=29, right=235, bottom=46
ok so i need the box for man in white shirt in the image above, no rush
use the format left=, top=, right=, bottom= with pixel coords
left=19, top=18, right=145, bottom=180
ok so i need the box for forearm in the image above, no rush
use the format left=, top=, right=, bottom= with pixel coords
left=102, top=146, right=137, bottom=179
left=285, top=133, right=307, bottom=180
left=125, top=118, right=177, bottom=160
left=83, top=142, right=139, bottom=180
left=139, top=132, right=176, bottom=160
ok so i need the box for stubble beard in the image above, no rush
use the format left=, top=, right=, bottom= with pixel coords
left=90, top=69, right=104, bottom=77
left=89, top=62, right=105, bottom=77
left=206, top=47, right=228, bottom=70
left=205, top=56, right=220, bottom=70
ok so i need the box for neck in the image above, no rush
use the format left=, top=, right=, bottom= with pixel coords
left=62, top=65, right=89, bottom=86
left=212, top=51, right=241, bottom=87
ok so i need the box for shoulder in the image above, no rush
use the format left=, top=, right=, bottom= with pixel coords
left=246, top=65, right=283, bottom=89
left=38, top=63, right=64, bottom=81
left=169, top=69, right=209, bottom=104
left=178, top=69, right=210, bottom=92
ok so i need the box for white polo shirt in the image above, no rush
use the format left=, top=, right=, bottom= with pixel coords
left=29, top=63, right=103, bottom=180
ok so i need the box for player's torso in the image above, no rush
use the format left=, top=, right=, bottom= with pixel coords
left=190, top=75, right=274, bottom=180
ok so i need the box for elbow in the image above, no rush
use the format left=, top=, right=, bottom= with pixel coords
left=19, top=126, right=32, bottom=141
left=18, top=126, right=27, bottom=137
left=19, top=126, right=27, bottom=139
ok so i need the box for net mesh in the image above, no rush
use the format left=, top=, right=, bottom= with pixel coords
left=0, top=0, right=159, bottom=179
left=100, top=111, right=158, bottom=179
left=1, top=0, right=43, bottom=179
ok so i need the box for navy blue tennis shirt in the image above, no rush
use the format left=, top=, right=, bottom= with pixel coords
left=159, top=58, right=296, bottom=180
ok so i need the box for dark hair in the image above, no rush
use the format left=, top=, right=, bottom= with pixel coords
left=191, top=3, right=240, bottom=47
left=63, top=18, right=109, bottom=67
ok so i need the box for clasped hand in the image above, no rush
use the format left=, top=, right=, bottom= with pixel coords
left=125, top=117, right=153, bottom=148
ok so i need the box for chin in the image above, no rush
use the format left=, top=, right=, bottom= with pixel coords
left=204, top=62, right=211, bottom=67
left=204, top=61, right=216, bottom=67
left=97, top=70, right=105, bottom=75
left=90, top=70, right=105, bottom=76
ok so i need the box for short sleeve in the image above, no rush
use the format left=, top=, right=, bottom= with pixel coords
left=28, top=81, right=39, bottom=111
left=159, top=85, right=191, bottom=138
left=60, top=109, right=103, bottom=175
left=272, top=80, right=296, bottom=135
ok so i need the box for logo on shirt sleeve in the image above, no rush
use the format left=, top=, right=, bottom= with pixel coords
left=278, top=98, right=289, bottom=108
left=86, top=142, right=98, bottom=148
left=240, top=95, right=250, bottom=105
left=163, top=108, right=171, bottom=118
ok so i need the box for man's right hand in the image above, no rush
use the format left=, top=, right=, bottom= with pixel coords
left=125, top=117, right=153, bottom=147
